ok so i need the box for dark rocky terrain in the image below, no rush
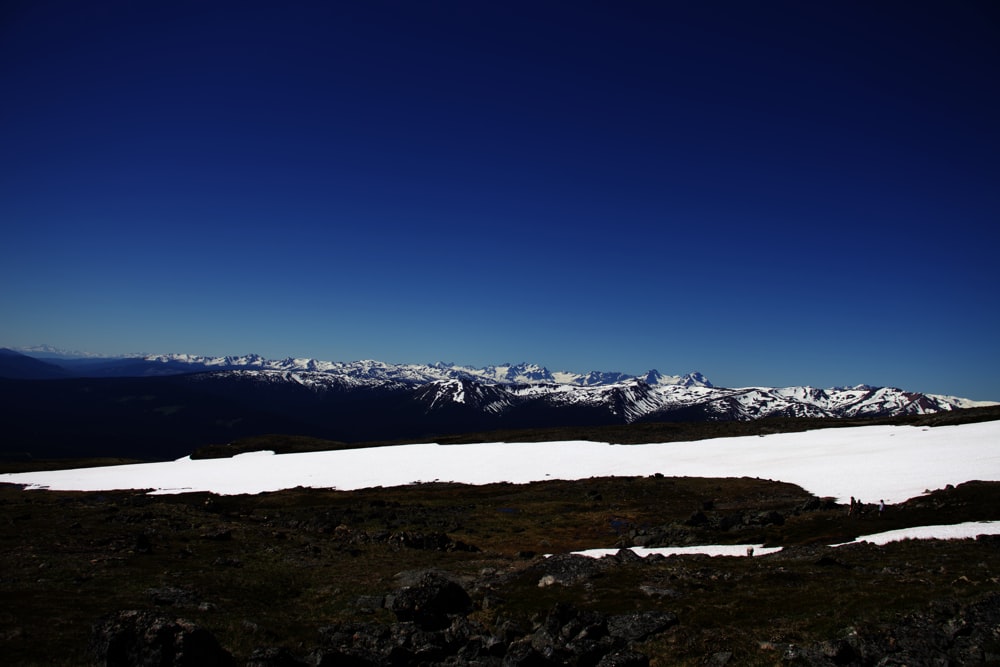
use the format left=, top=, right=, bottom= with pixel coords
left=2, top=422, right=1000, bottom=666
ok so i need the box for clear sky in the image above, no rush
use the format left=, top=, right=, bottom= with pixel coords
left=2, top=1, right=998, bottom=399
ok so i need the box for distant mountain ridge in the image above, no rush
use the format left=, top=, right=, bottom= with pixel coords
left=4, top=350, right=995, bottom=417
left=1, top=347, right=997, bottom=461
left=47, top=350, right=992, bottom=415
left=15, top=350, right=713, bottom=388
left=197, top=368, right=991, bottom=419
left=0, top=348, right=70, bottom=379
left=124, top=354, right=999, bottom=416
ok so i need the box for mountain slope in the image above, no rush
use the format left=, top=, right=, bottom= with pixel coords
left=412, top=376, right=991, bottom=423
left=0, top=348, right=70, bottom=379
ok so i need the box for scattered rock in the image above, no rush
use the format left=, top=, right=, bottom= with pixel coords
left=796, top=592, right=1000, bottom=665
left=310, top=599, right=669, bottom=666
left=525, top=553, right=609, bottom=586
left=502, top=637, right=551, bottom=666
left=199, top=528, right=232, bottom=541
left=611, top=547, right=643, bottom=564
left=815, top=555, right=852, bottom=569
left=352, top=595, right=385, bottom=613
left=146, top=587, right=198, bottom=608
left=596, top=649, right=650, bottom=667
left=606, top=611, right=678, bottom=642
left=388, top=531, right=479, bottom=552
left=685, top=511, right=709, bottom=527
left=639, top=584, right=679, bottom=598
left=244, top=646, right=309, bottom=666
left=705, top=650, right=733, bottom=665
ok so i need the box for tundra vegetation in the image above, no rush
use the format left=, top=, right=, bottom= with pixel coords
left=2, top=407, right=1000, bottom=666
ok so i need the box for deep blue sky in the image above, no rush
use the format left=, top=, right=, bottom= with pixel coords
left=2, top=1, right=999, bottom=399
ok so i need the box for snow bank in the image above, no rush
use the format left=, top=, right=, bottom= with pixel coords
left=1, top=421, right=998, bottom=506
left=572, top=544, right=784, bottom=558
left=572, top=521, right=1000, bottom=559
left=835, top=521, right=1000, bottom=546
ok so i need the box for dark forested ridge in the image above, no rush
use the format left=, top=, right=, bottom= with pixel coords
left=2, top=369, right=999, bottom=463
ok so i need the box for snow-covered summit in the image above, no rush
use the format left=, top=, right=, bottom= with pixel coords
left=135, top=353, right=712, bottom=389
left=12, top=349, right=995, bottom=423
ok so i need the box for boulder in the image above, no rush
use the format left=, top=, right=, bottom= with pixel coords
left=388, top=571, right=474, bottom=630
left=502, top=637, right=556, bottom=666
left=526, top=553, right=609, bottom=586
left=606, top=611, right=678, bottom=643
left=91, top=610, right=234, bottom=667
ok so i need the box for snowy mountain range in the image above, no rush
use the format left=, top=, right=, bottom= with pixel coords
left=1, top=347, right=996, bottom=461
left=13, top=349, right=990, bottom=418
left=83, top=353, right=714, bottom=388
left=204, top=368, right=991, bottom=421
left=4, top=349, right=994, bottom=420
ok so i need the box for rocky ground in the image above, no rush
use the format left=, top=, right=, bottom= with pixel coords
left=2, top=459, right=1000, bottom=666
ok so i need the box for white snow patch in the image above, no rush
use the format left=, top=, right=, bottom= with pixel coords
left=570, top=522, right=1000, bottom=560
left=572, top=544, right=784, bottom=558
left=834, top=521, right=1000, bottom=546
left=1, top=421, right=998, bottom=507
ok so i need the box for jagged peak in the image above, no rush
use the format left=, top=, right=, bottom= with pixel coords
left=40, top=349, right=719, bottom=390
left=640, top=370, right=713, bottom=388
left=681, top=371, right=713, bottom=388
left=12, top=347, right=995, bottom=419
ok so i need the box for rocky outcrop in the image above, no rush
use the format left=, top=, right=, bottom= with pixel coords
left=788, top=592, right=1000, bottom=665
left=91, top=610, right=235, bottom=667
left=307, top=571, right=678, bottom=666
left=90, top=561, right=1000, bottom=666
left=386, top=571, right=474, bottom=630
left=626, top=500, right=835, bottom=548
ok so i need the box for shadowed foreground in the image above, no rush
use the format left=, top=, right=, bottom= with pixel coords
left=2, top=473, right=1000, bottom=665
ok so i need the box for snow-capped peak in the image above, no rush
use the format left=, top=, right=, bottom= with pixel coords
left=642, top=370, right=713, bottom=388
left=128, top=353, right=714, bottom=390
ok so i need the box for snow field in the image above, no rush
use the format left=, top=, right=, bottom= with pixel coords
left=2, top=420, right=998, bottom=556
left=2, top=421, right=997, bottom=503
